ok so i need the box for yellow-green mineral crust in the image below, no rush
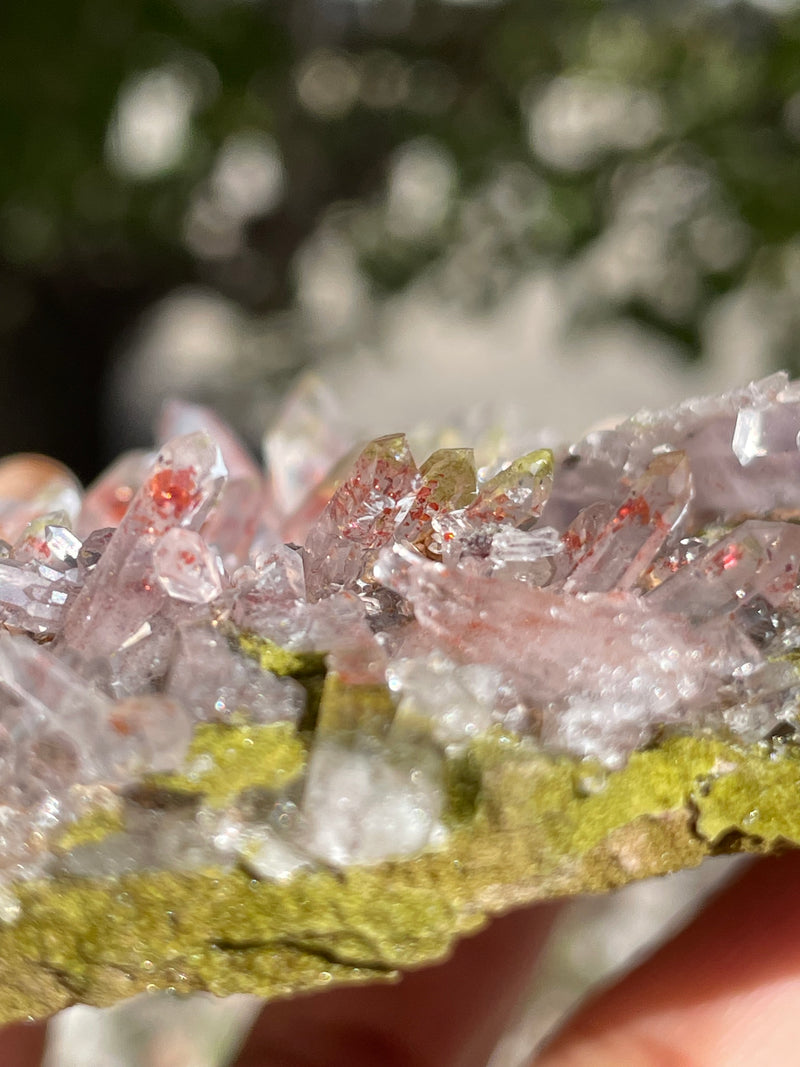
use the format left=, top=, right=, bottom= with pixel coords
left=147, top=721, right=307, bottom=807
left=3, top=726, right=798, bottom=1025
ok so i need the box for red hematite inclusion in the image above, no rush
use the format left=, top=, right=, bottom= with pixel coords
left=617, top=495, right=650, bottom=525
left=148, top=467, right=199, bottom=518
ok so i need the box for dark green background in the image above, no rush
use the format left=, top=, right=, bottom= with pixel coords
left=2, top=0, right=799, bottom=479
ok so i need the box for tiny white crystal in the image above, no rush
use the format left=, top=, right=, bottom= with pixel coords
left=244, top=830, right=314, bottom=882
left=300, top=741, right=443, bottom=866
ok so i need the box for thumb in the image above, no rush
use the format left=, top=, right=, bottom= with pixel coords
left=535, top=852, right=800, bottom=1067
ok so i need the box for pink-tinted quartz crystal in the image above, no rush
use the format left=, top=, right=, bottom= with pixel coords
left=0, top=377, right=799, bottom=874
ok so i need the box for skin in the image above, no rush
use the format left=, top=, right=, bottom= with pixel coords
left=10, top=853, right=800, bottom=1066
left=535, top=852, right=800, bottom=1067
left=2, top=1023, right=46, bottom=1067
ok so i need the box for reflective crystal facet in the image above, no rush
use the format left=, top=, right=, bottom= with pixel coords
left=562, top=450, right=693, bottom=593
left=153, top=528, right=224, bottom=604
left=468, top=448, right=553, bottom=526
left=62, top=433, right=227, bottom=659
left=166, top=622, right=304, bottom=723
left=303, top=433, right=420, bottom=599
left=264, top=374, right=353, bottom=522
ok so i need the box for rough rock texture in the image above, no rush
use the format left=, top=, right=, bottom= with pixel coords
left=1, top=731, right=798, bottom=1023
left=0, top=375, right=800, bottom=1021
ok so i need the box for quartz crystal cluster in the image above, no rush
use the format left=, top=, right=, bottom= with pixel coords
left=2, top=373, right=800, bottom=894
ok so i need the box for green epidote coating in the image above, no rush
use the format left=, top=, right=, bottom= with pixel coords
left=148, top=722, right=307, bottom=808
left=237, top=633, right=327, bottom=679
left=443, top=748, right=484, bottom=825
left=6, top=730, right=800, bottom=1024
left=54, top=805, right=125, bottom=853
left=694, top=740, right=800, bottom=846
left=316, top=673, right=397, bottom=737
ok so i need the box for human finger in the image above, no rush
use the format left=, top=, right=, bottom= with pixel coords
left=535, top=851, right=800, bottom=1067
left=0, top=1020, right=47, bottom=1067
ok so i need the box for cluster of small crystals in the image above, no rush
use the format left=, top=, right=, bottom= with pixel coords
left=2, top=373, right=800, bottom=883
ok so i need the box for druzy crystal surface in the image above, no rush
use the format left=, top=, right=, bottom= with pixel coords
left=5, top=374, right=800, bottom=1018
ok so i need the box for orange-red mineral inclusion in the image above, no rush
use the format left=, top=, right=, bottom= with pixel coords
left=148, top=468, right=198, bottom=519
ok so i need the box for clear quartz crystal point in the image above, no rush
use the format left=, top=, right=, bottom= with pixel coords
left=431, top=449, right=554, bottom=567
left=730, top=378, right=800, bottom=467
left=562, top=450, right=693, bottom=593
left=487, top=525, right=562, bottom=584
left=419, top=449, right=477, bottom=509
left=159, top=400, right=258, bottom=482
left=159, top=400, right=266, bottom=566
left=62, top=433, right=227, bottom=658
left=540, top=430, right=629, bottom=533
left=15, top=521, right=82, bottom=567
left=395, top=447, right=477, bottom=555
left=303, top=433, right=420, bottom=600
left=231, top=543, right=307, bottom=635
left=0, top=522, right=83, bottom=637
left=646, top=519, right=800, bottom=620
left=264, top=373, right=353, bottom=521
left=551, top=501, right=616, bottom=584
left=468, top=448, right=553, bottom=526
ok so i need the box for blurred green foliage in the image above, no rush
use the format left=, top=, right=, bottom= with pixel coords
left=2, top=0, right=800, bottom=475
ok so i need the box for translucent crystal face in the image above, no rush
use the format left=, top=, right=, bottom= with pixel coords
left=1, top=373, right=800, bottom=884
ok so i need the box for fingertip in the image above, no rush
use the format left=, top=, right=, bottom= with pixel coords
left=532, top=852, right=800, bottom=1067
left=2, top=1020, right=47, bottom=1067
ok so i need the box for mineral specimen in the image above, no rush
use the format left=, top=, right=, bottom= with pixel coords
left=3, top=374, right=800, bottom=1022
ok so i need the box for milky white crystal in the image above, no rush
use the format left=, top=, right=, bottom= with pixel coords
left=299, top=740, right=444, bottom=866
